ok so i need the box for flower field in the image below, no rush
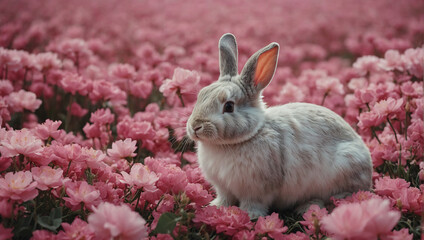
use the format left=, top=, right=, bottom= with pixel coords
left=0, top=0, right=423, bottom=239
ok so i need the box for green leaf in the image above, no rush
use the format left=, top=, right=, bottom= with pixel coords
left=153, top=212, right=180, bottom=234
left=38, top=207, right=62, bottom=231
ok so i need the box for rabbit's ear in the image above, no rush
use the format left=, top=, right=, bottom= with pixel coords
left=240, top=43, right=279, bottom=92
left=219, top=33, right=238, bottom=77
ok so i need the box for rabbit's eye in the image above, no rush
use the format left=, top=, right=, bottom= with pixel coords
left=223, top=101, right=234, bottom=113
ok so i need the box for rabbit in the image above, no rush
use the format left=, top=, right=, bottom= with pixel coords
left=186, top=33, right=373, bottom=219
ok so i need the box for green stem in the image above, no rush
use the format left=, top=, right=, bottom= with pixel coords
left=176, top=88, right=185, bottom=107
left=65, top=95, right=75, bottom=132
left=65, top=160, right=72, bottom=177
left=386, top=117, right=399, bottom=144
left=321, top=91, right=329, bottom=106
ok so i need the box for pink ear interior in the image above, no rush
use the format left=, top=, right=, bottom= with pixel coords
left=254, top=46, right=279, bottom=87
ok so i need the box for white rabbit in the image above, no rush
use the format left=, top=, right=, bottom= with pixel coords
left=186, top=33, right=372, bottom=218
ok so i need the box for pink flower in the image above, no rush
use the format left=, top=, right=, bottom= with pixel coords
left=381, top=229, right=413, bottom=240
left=87, top=202, right=147, bottom=240
left=184, top=183, right=213, bottom=206
left=281, top=232, right=309, bottom=240
left=0, top=129, right=44, bottom=158
left=8, top=90, right=42, bottom=112
left=34, top=52, right=62, bottom=71
left=255, top=212, right=288, bottom=239
left=90, top=108, right=114, bottom=125
left=332, top=191, right=381, bottom=206
left=0, top=224, right=13, bottom=240
left=373, top=97, right=404, bottom=119
left=353, top=55, right=382, bottom=75
left=300, top=204, right=328, bottom=236
left=145, top=157, right=188, bottom=194
left=159, top=67, right=200, bottom=106
left=68, top=102, right=88, bottom=117
left=60, top=73, right=88, bottom=95
left=391, top=187, right=422, bottom=214
left=130, top=80, right=153, bottom=99
left=30, top=230, right=57, bottom=240
left=108, top=63, right=136, bottom=80
left=120, top=163, right=159, bottom=192
left=374, top=176, right=410, bottom=197
left=63, top=181, right=100, bottom=210
left=193, top=206, right=253, bottom=236
left=316, top=76, right=344, bottom=95
left=34, top=119, right=62, bottom=140
left=321, top=198, right=400, bottom=240
left=0, top=171, right=38, bottom=202
left=57, top=217, right=94, bottom=240
left=107, top=138, right=137, bottom=160
left=31, top=166, right=63, bottom=190
left=0, top=80, right=13, bottom=96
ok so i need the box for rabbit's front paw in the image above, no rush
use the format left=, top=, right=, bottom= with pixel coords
left=240, top=201, right=268, bottom=219
left=210, top=195, right=235, bottom=207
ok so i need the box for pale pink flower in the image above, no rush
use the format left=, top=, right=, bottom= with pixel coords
left=90, top=108, right=114, bottom=125
left=321, top=198, right=400, bottom=240
left=353, top=55, right=381, bottom=75
left=316, top=76, right=344, bottom=95
left=373, top=97, right=404, bottom=119
left=31, top=166, right=63, bottom=190
left=357, top=111, right=384, bottom=130
left=0, top=224, right=13, bottom=240
left=332, top=191, right=382, bottom=206
left=159, top=67, right=200, bottom=105
left=57, top=217, right=94, bottom=240
left=145, top=157, right=188, bottom=194
left=34, top=52, right=62, bottom=71
left=83, top=147, right=107, bottom=170
left=0, top=80, right=13, bottom=96
left=0, top=171, right=38, bottom=202
left=87, top=202, right=147, bottom=240
left=233, top=230, right=256, bottom=240
left=107, top=138, right=137, bottom=160
left=8, top=90, right=42, bottom=112
left=0, top=129, right=44, bottom=158
left=255, top=212, right=288, bottom=239
left=63, top=181, right=101, bottom=210
left=120, top=163, right=158, bottom=192
left=34, top=119, right=62, bottom=140
left=57, top=38, right=92, bottom=61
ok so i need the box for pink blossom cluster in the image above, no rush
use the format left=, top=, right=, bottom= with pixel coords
left=0, top=0, right=423, bottom=239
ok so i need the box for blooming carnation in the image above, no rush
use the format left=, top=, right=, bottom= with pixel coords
left=107, top=138, right=137, bottom=160
left=0, top=171, right=38, bottom=202
left=321, top=198, right=400, bottom=240
left=87, top=202, right=148, bottom=240
left=0, top=129, right=44, bottom=158
left=8, top=90, right=42, bottom=112
left=255, top=212, right=288, bottom=239
left=120, top=163, right=159, bottom=192
left=31, top=166, right=63, bottom=190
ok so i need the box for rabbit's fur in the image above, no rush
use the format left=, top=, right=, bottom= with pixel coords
left=186, top=33, right=372, bottom=218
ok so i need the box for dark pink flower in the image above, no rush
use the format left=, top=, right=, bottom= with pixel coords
left=30, top=229, right=57, bottom=240
left=108, top=63, right=136, bottom=80
left=373, top=97, right=404, bottom=119
left=68, top=102, right=88, bottom=117
left=381, top=228, right=413, bottom=240
left=374, top=176, right=410, bottom=197
left=130, top=80, right=153, bottom=99
left=300, top=204, right=328, bottom=236
left=0, top=171, right=38, bottom=202
left=255, top=212, right=288, bottom=239
left=0, top=80, right=13, bottom=96
left=8, top=90, right=42, bottom=112
left=87, top=202, right=147, bottom=240
left=0, top=224, right=13, bottom=240
left=184, top=183, right=213, bottom=206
